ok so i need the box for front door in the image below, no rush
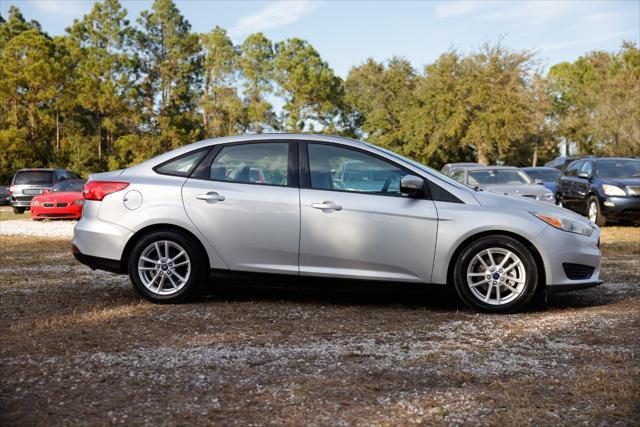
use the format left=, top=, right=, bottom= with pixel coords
left=182, top=142, right=300, bottom=274
left=298, top=142, right=438, bottom=282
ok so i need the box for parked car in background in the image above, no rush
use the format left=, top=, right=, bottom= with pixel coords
left=451, top=166, right=555, bottom=204
left=0, top=186, right=10, bottom=205
left=72, top=134, right=601, bottom=313
left=9, top=168, right=81, bottom=214
left=441, top=162, right=484, bottom=177
left=522, top=167, right=562, bottom=194
left=30, top=179, right=85, bottom=220
left=545, top=156, right=581, bottom=171
left=555, top=157, right=640, bottom=226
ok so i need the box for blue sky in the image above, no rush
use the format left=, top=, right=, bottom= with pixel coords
left=2, top=0, right=639, bottom=77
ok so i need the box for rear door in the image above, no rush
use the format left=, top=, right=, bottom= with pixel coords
left=182, top=142, right=300, bottom=275
left=298, top=142, right=438, bottom=282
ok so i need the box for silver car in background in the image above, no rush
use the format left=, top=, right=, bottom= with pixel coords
left=72, top=134, right=601, bottom=313
left=450, top=166, right=555, bottom=204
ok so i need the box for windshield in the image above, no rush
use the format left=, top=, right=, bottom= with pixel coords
left=595, top=159, right=640, bottom=178
left=13, top=171, right=54, bottom=185
left=524, top=169, right=561, bottom=182
left=364, top=143, right=471, bottom=191
left=51, top=180, right=85, bottom=192
left=468, top=169, right=532, bottom=185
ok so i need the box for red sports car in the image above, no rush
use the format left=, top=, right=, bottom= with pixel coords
left=30, top=179, right=85, bottom=220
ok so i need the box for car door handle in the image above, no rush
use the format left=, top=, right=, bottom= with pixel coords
left=311, top=201, right=342, bottom=211
left=196, top=192, right=225, bottom=202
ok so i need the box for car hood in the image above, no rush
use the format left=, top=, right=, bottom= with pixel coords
left=480, top=184, right=551, bottom=196
left=32, top=191, right=83, bottom=202
left=472, top=189, right=589, bottom=222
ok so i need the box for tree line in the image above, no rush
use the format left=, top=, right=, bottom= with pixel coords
left=1, top=0, right=638, bottom=183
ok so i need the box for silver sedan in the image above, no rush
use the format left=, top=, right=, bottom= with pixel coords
left=72, top=134, right=601, bottom=313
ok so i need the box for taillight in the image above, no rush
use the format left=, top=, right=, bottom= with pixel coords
left=83, top=181, right=129, bottom=201
left=8, top=186, right=13, bottom=196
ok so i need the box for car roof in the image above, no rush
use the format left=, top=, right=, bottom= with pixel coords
left=465, top=165, right=520, bottom=172
left=15, top=168, right=67, bottom=172
left=522, top=166, right=558, bottom=171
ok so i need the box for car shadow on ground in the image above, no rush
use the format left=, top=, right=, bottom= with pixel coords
left=193, top=275, right=619, bottom=313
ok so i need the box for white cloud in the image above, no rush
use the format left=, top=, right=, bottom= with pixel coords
left=33, top=0, right=92, bottom=17
left=229, top=0, right=320, bottom=38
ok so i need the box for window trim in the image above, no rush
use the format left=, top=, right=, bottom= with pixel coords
left=300, top=141, right=432, bottom=200
left=188, top=140, right=299, bottom=189
left=153, top=148, right=212, bottom=178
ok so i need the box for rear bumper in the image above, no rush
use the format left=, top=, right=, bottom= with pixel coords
left=72, top=246, right=123, bottom=273
left=10, top=198, right=32, bottom=208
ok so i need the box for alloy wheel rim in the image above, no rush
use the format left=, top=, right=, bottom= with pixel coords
left=138, top=240, right=191, bottom=295
left=589, top=202, right=597, bottom=223
left=466, top=248, right=527, bottom=306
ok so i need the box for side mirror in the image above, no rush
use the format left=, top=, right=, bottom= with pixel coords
left=400, top=175, right=425, bottom=197
left=534, top=178, right=544, bottom=185
left=43, top=189, right=51, bottom=194
left=577, top=172, right=590, bottom=179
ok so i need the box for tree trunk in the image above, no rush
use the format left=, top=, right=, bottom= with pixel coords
left=532, top=137, right=539, bottom=167
left=56, top=108, right=60, bottom=151
left=476, top=143, right=488, bottom=165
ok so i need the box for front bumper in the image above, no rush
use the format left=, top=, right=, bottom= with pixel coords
left=535, top=224, right=601, bottom=290
left=601, top=196, right=640, bottom=222
left=31, top=204, right=82, bottom=219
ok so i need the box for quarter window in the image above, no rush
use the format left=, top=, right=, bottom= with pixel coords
left=210, top=143, right=289, bottom=186
left=307, top=144, right=405, bottom=195
left=156, top=150, right=208, bottom=177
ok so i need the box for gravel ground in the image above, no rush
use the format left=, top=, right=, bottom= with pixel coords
left=0, top=228, right=639, bottom=426
left=0, top=219, right=75, bottom=238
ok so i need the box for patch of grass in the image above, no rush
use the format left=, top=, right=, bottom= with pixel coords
left=600, top=226, right=640, bottom=255
left=0, top=208, right=30, bottom=221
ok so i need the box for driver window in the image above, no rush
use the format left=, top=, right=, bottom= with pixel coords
left=307, top=144, right=405, bottom=195
left=580, top=161, right=593, bottom=177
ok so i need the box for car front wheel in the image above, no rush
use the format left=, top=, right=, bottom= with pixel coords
left=128, top=230, right=207, bottom=303
left=453, top=235, right=539, bottom=313
left=588, top=196, right=606, bottom=227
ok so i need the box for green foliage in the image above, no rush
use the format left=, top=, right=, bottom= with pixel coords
left=0, top=2, right=638, bottom=184
left=273, top=38, right=343, bottom=132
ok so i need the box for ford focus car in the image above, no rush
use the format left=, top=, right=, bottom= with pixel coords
left=72, top=134, right=601, bottom=313
left=30, top=179, right=85, bottom=220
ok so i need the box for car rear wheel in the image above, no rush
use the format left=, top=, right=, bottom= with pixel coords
left=128, top=230, right=207, bottom=303
left=588, top=196, right=606, bottom=227
left=13, top=207, right=25, bottom=214
left=453, top=235, right=539, bottom=313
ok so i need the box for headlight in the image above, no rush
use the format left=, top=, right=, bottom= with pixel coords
left=73, top=199, right=83, bottom=205
left=602, top=184, right=626, bottom=197
left=532, top=213, right=594, bottom=236
left=538, top=193, right=554, bottom=201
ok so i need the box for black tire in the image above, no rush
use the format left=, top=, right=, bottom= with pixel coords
left=587, top=196, right=606, bottom=227
left=453, top=235, right=539, bottom=313
left=13, top=207, right=25, bottom=214
left=128, top=230, right=207, bottom=304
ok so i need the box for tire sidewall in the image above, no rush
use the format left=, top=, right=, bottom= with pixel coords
left=128, top=230, right=205, bottom=303
left=454, top=235, right=539, bottom=313
left=588, top=196, right=606, bottom=227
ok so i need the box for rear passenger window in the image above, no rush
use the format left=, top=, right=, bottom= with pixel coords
left=210, top=143, right=289, bottom=186
left=156, top=150, right=208, bottom=177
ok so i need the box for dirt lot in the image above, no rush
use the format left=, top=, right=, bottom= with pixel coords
left=1, top=226, right=639, bottom=426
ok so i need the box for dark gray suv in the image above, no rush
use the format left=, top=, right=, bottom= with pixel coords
left=9, top=168, right=81, bottom=214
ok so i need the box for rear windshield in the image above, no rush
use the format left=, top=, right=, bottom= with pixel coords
left=51, top=180, right=85, bottom=192
left=468, top=169, right=532, bottom=185
left=13, top=171, right=54, bottom=185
